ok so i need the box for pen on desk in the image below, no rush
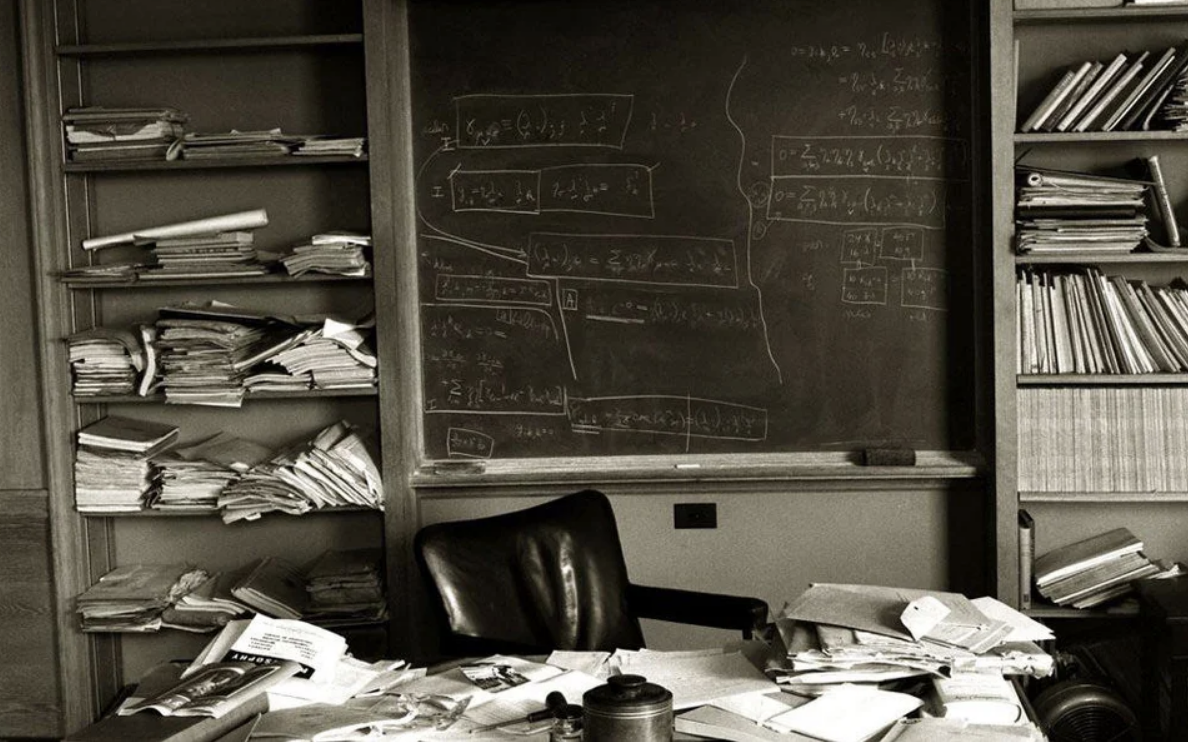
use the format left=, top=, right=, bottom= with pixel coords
left=467, top=691, right=568, bottom=734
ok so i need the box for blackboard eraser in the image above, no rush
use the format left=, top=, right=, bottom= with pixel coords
left=861, top=447, right=916, bottom=466
left=429, top=460, right=486, bottom=475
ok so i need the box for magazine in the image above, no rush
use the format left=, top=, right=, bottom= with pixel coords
left=120, top=659, right=301, bottom=718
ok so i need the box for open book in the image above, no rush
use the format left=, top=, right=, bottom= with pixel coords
left=120, top=660, right=301, bottom=718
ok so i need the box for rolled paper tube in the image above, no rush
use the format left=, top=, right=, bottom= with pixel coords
left=81, top=208, right=269, bottom=251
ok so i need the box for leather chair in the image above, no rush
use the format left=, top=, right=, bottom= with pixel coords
left=414, top=489, right=770, bottom=659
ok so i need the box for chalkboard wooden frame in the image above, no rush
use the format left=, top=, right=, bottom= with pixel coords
left=399, top=0, right=991, bottom=478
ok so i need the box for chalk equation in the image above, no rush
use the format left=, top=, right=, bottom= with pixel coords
left=455, top=93, right=633, bottom=149
left=568, top=394, right=768, bottom=441
left=527, top=233, right=738, bottom=287
left=772, top=136, right=965, bottom=179
left=450, top=163, right=655, bottom=217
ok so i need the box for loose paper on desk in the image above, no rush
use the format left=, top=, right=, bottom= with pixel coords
left=763, top=685, right=923, bottom=742
left=611, top=649, right=776, bottom=709
left=879, top=717, right=1045, bottom=741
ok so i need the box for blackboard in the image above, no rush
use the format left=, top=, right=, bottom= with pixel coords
left=408, top=0, right=978, bottom=460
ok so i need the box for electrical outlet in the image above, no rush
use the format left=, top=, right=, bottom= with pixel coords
left=673, top=503, right=717, bottom=529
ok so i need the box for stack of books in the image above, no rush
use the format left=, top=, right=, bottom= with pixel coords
left=293, top=135, right=367, bottom=158
left=64, top=327, right=146, bottom=397
left=62, top=106, right=187, bottom=162
left=1019, top=45, right=1188, bottom=133
left=217, top=421, right=383, bottom=523
left=280, top=231, right=371, bottom=277
left=139, top=229, right=272, bottom=282
left=181, top=129, right=299, bottom=159
left=75, top=563, right=208, bottom=632
left=1034, top=527, right=1178, bottom=608
left=302, top=548, right=388, bottom=627
left=73, top=415, right=179, bottom=513
left=1016, top=267, right=1188, bottom=375
left=160, top=568, right=253, bottom=633
left=1015, top=167, right=1150, bottom=256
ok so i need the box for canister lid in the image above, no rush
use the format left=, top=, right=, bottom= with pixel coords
left=583, top=674, right=673, bottom=715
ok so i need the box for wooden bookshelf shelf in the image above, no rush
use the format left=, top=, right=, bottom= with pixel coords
left=1025, top=601, right=1140, bottom=620
left=1017, top=373, right=1188, bottom=384
left=1020, top=491, right=1188, bottom=503
left=1015, top=7, right=1188, bottom=24
left=63, top=155, right=368, bottom=173
left=1016, top=130, right=1188, bottom=143
left=62, top=272, right=371, bottom=289
left=1015, top=251, right=1188, bottom=264
left=72, top=388, right=379, bottom=404
left=79, top=505, right=380, bottom=518
left=56, top=34, right=364, bottom=57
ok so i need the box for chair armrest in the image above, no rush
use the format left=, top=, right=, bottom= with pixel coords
left=627, top=583, right=770, bottom=639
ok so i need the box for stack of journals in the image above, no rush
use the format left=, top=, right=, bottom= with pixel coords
left=181, top=129, right=300, bottom=159
left=1015, top=167, right=1150, bottom=256
left=62, top=106, right=186, bottom=162
left=64, top=326, right=146, bottom=396
left=1019, top=44, right=1188, bottom=133
left=229, top=556, right=310, bottom=621
left=217, top=420, right=383, bottom=523
left=75, top=563, right=208, bottom=632
left=303, top=547, right=388, bottom=627
left=73, top=415, right=179, bottom=513
left=280, top=231, right=372, bottom=277
left=1016, top=267, right=1188, bottom=375
left=1033, top=527, right=1179, bottom=608
left=1018, top=386, right=1188, bottom=492
left=139, top=229, right=272, bottom=282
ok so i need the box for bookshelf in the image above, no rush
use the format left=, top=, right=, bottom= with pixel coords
left=20, top=0, right=410, bottom=726
left=992, top=0, right=1188, bottom=623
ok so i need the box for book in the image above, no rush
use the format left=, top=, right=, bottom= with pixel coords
left=1020, top=62, right=1091, bottom=132
left=1103, top=46, right=1177, bottom=131
left=230, top=557, right=308, bottom=620
left=1042, top=61, right=1103, bottom=132
left=1147, top=154, right=1181, bottom=246
left=764, top=686, right=923, bottom=742
left=1034, top=527, right=1144, bottom=586
left=1076, top=51, right=1150, bottom=131
left=77, top=415, right=180, bottom=455
left=121, top=660, right=301, bottom=718
left=1119, top=44, right=1188, bottom=130
left=1059, top=55, right=1127, bottom=131
left=1018, top=509, right=1035, bottom=610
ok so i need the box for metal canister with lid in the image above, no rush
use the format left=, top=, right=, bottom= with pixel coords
left=582, top=673, right=673, bottom=742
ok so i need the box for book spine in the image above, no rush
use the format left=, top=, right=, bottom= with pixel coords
left=1148, top=154, right=1181, bottom=247
left=1019, top=510, right=1035, bottom=610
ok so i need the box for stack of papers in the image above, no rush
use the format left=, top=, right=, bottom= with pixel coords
left=217, top=420, right=383, bottom=522
left=161, top=569, right=252, bottom=633
left=62, top=106, right=186, bottom=162
left=182, top=129, right=299, bottom=159
left=281, top=232, right=372, bottom=277
left=293, top=136, right=367, bottom=157
left=65, top=327, right=145, bottom=396
left=771, top=584, right=1055, bottom=691
left=73, top=415, right=180, bottom=513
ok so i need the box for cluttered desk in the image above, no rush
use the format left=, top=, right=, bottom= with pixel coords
left=66, top=583, right=1054, bottom=742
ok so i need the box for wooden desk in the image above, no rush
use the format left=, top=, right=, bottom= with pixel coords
left=1135, top=575, right=1188, bottom=742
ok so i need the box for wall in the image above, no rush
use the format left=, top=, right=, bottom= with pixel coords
left=0, top=0, right=61, bottom=736
left=418, top=480, right=988, bottom=650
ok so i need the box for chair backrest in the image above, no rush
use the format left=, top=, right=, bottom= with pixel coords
left=414, top=489, right=646, bottom=657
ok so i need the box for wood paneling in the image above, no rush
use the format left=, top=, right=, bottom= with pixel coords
left=0, top=491, right=61, bottom=738
left=0, top=0, right=45, bottom=490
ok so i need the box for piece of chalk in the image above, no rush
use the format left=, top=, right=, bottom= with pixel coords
left=862, top=448, right=916, bottom=466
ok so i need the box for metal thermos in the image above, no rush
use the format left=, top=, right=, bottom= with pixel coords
left=582, top=674, right=673, bottom=742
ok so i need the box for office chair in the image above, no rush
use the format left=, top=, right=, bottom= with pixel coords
left=414, top=488, right=770, bottom=659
